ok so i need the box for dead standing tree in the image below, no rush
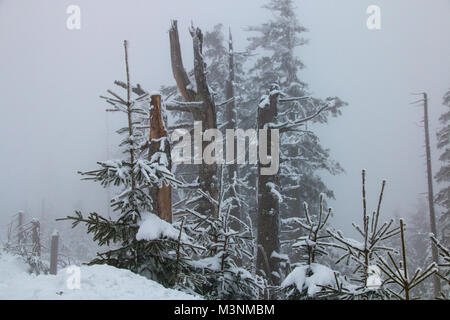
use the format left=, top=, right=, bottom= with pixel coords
left=148, top=94, right=173, bottom=223
left=168, top=21, right=219, bottom=218
left=113, top=85, right=173, bottom=223
left=411, top=92, right=441, bottom=296
left=224, top=29, right=242, bottom=224
left=257, top=85, right=281, bottom=286
left=256, top=84, right=334, bottom=287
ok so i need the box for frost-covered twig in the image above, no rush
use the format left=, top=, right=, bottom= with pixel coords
left=376, top=219, right=437, bottom=300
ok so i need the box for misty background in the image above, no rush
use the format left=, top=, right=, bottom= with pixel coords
left=0, top=0, right=449, bottom=238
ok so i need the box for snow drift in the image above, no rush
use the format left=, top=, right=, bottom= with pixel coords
left=0, top=252, right=199, bottom=300
left=281, top=263, right=336, bottom=297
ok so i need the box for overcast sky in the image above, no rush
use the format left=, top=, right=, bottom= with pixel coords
left=0, top=0, right=449, bottom=235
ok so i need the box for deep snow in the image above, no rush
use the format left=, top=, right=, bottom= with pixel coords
left=281, top=263, right=336, bottom=296
left=0, top=252, right=199, bottom=300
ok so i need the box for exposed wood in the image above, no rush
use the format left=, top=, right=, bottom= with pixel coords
left=168, top=21, right=219, bottom=218
left=169, top=20, right=196, bottom=102
left=149, top=94, right=172, bottom=223
left=191, top=26, right=219, bottom=218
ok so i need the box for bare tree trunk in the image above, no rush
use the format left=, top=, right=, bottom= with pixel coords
left=225, top=29, right=241, bottom=224
left=169, top=21, right=196, bottom=102
left=192, top=26, right=219, bottom=218
left=50, top=231, right=59, bottom=275
left=17, top=211, right=24, bottom=244
left=256, top=85, right=281, bottom=286
left=31, top=219, right=41, bottom=257
left=169, top=21, right=219, bottom=218
left=422, top=92, right=441, bottom=296
left=149, top=94, right=172, bottom=223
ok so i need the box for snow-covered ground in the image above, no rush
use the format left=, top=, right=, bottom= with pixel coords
left=0, top=252, right=199, bottom=300
left=281, top=263, right=336, bottom=297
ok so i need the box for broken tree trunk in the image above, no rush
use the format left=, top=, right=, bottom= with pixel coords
left=149, top=93, right=172, bottom=223
left=192, top=26, right=219, bottom=218
left=169, top=21, right=196, bottom=102
left=169, top=20, right=219, bottom=218
left=256, top=84, right=281, bottom=286
left=50, top=230, right=59, bottom=275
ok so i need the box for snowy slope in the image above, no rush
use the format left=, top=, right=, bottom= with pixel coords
left=0, top=252, right=200, bottom=300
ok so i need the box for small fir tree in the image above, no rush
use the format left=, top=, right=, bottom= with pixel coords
left=320, top=170, right=399, bottom=299
left=60, top=41, right=202, bottom=290
left=281, top=194, right=341, bottom=299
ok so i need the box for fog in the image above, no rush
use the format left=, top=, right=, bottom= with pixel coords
left=0, top=0, right=449, bottom=237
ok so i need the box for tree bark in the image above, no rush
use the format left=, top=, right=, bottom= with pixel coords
left=225, top=29, right=241, bottom=227
left=31, top=219, right=41, bottom=257
left=256, top=85, right=281, bottom=286
left=422, top=92, right=441, bottom=296
left=191, top=27, right=219, bottom=218
left=169, top=20, right=196, bottom=102
left=169, top=21, right=219, bottom=218
left=50, top=231, right=59, bottom=275
left=149, top=94, right=172, bottom=223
